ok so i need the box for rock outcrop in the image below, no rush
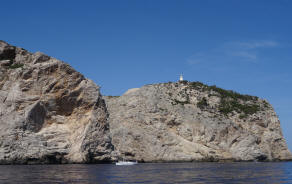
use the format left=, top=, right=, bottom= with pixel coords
left=105, top=81, right=292, bottom=162
left=0, top=41, right=113, bottom=164
left=1, top=41, right=291, bottom=164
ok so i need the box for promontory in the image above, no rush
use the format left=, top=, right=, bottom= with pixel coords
left=0, top=41, right=291, bottom=164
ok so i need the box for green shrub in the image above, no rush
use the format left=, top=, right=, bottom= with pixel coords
left=188, top=82, right=258, bottom=101
left=172, top=99, right=190, bottom=105
left=179, top=80, right=188, bottom=84
left=207, top=85, right=257, bottom=101
left=197, top=97, right=208, bottom=109
left=9, top=63, right=24, bottom=69
left=188, top=81, right=260, bottom=116
left=189, top=81, right=206, bottom=90
left=263, top=101, right=270, bottom=108
left=219, top=99, right=260, bottom=116
left=239, top=114, right=247, bottom=119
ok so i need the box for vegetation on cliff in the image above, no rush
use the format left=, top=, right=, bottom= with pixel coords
left=171, top=81, right=264, bottom=118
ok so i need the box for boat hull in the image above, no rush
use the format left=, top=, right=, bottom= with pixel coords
left=115, top=161, right=138, bottom=166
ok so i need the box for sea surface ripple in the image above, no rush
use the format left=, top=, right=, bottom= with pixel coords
left=0, top=162, right=292, bottom=183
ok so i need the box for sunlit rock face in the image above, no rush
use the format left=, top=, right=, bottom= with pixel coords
left=105, top=82, right=292, bottom=162
left=0, top=41, right=113, bottom=164
left=1, top=40, right=291, bottom=164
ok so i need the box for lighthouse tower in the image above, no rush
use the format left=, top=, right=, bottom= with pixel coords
left=179, top=74, right=184, bottom=81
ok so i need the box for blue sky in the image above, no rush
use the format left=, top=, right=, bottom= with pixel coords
left=1, top=0, right=292, bottom=150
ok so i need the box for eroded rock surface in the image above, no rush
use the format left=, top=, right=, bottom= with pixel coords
left=0, top=41, right=113, bottom=164
left=1, top=40, right=291, bottom=164
left=105, top=82, right=292, bottom=162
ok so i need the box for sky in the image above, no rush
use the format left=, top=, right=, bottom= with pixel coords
left=1, top=0, right=292, bottom=150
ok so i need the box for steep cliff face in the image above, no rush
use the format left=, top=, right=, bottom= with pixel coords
left=1, top=41, right=291, bottom=164
left=0, top=41, right=113, bottom=164
left=105, top=82, right=292, bottom=162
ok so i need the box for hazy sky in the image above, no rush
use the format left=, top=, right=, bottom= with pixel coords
left=1, top=0, right=292, bottom=149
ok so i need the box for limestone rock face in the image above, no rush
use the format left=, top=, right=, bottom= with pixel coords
left=1, top=40, right=291, bottom=164
left=0, top=41, right=113, bottom=164
left=105, top=82, right=292, bottom=162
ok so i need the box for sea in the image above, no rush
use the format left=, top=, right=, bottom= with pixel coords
left=0, top=162, right=292, bottom=184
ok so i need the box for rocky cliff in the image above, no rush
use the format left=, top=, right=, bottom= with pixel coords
left=0, top=41, right=113, bottom=164
left=105, top=81, right=292, bottom=162
left=1, top=41, right=291, bottom=164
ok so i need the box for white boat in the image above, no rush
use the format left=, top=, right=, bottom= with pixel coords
left=115, top=160, right=138, bottom=166
left=115, top=128, right=138, bottom=166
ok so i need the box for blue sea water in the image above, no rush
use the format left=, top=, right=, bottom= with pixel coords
left=0, top=162, right=292, bottom=184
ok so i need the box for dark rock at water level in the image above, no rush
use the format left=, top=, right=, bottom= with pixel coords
left=0, top=41, right=291, bottom=164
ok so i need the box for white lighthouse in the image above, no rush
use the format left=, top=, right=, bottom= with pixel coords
left=179, top=74, right=184, bottom=81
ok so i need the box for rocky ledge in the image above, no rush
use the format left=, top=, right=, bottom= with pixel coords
left=0, top=41, right=291, bottom=164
